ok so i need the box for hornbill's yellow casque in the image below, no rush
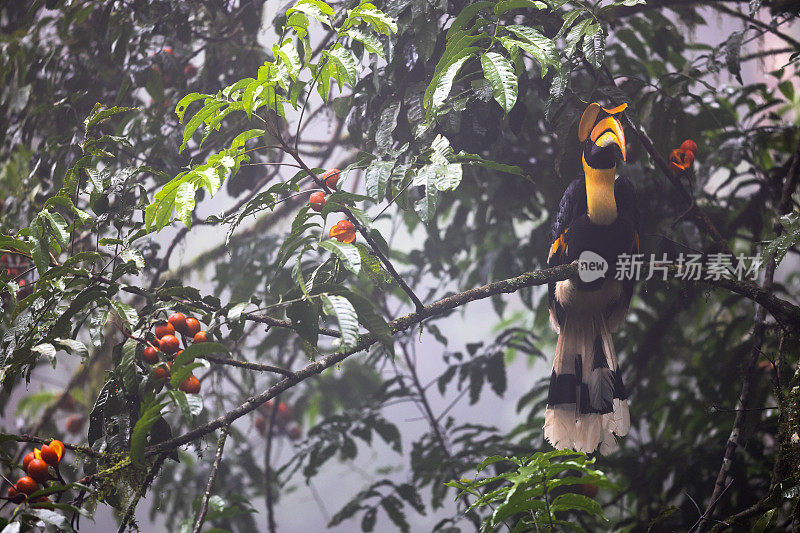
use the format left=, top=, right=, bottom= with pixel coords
left=543, top=102, right=639, bottom=454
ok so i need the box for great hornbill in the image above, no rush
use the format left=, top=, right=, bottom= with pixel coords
left=543, top=102, right=639, bottom=454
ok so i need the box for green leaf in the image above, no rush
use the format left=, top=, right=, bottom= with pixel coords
left=431, top=54, right=472, bottom=112
left=319, top=240, right=362, bottom=275
left=480, top=52, right=518, bottom=114
left=130, top=397, right=168, bottom=466
left=346, top=27, right=384, bottom=57
left=365, top=161, right=393, bottom=201
left=288, top=0, right=334, bottom=28
left=321, top=294, right=360, bottom=351
left=174, top=93, right=206, bottom=123
left=414, top=165, right=438, bottom=224
left=343, top=3, right=398, bottom=35
left=445, top=2, right=492, bottom=39
left=327, top=46, right=360, bottom=87
left=180, top=100, right=226, bottom=153
left=494, top=0, right=547, bottom=15
left=274, top=39, right=302, bottom=79
left=582, top=24, right=604, bottom=69
left=84, top=104, right=135, bottom=135
left=343, top=291, right=393, bottom=346
left=375, top=100, right=401, bottom=155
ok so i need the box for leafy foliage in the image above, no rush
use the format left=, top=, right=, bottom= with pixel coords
left=0, top=0, right=798, bottom=531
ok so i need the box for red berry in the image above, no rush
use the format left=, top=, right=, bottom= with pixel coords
left=309, top=191, right=326, bottom=212
left=179, top=375, right=201, bottom=394
left=15, top=476, right=39, bottom=495
left=143, top=345, right=160, bottom=364
left=193, top=331, right=208, bottom=344
left=6, top=485, right=23, bottom=503
left=287, top=425, right=302, bottom=440
left=39, top=445, right=59, bottom=466
left=154, top=321, right=175, bottom=339
left=22, top=452, right=35, bottom=471
left=168, top=313, right=187, bottom=334
left=323, top=168, right=340, bottom=189
left=184, top=64, right=197, bottom=77
left=680, top=139, right=698, bottom=154
left=184, top=318, right=201, bottom=337
left=153, top=363, right=171, bottom=381
left=580, top=484, right=599, bottom=498
left=159, top=334, right=180, bottom=354
left=163, top=46, right=174, bottom=55
left=27, top=458, right=50, bottom=483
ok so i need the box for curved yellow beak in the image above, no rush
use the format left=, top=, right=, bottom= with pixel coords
left=589, top=116, right=627, bottom=162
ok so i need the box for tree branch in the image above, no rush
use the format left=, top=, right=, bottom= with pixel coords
left=191, top=425, right=229, bottom=533
left=144, top=262, right=578, bottom=456
left=204, top=354, right=295, bottom=377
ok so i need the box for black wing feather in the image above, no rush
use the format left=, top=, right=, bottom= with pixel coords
left=548, top=178, right=587, bottom=329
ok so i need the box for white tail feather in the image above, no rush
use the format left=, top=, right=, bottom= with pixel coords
left=544, top=309, right=629, bottom=455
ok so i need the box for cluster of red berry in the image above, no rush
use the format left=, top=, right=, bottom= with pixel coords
left=306, top=169, right=357, bottom=244
left=143, top=312, right=208, bottom=394
left=254, top=400, right=302, bottom=441
left=5, top=440, right=65, bottom=506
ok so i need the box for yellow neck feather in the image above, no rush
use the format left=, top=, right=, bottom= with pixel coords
left=582, top=154, right=617, bottom=225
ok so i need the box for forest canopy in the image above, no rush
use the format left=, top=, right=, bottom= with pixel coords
left=0, top=0, right=799, bottom=531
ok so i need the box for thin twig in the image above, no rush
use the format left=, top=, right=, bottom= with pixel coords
left=191, top=425, right=230, bottom=533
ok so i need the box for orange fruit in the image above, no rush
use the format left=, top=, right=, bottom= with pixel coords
left=168, top=313, right=187, bottom=334
left=193, top=331, right=208, bottom=344
left=254, top=414, right=267, bottom=434
left=39, top=444, right=59, bottom=466
left=22, top=452, right=35, bottom=471
left=680, top=139, right=698, bottom=154
left=159, top=334, right=180, bottom=354
left=27, top=458, right=50, bottom=483
left=154, top=321, right=175, bottom=339
left=15, top=476, right=39, bottom=495
left=143, top=345, right=160, bottom=364
left=48, top=441, right=64, bottom=462
left=184, top=318, right=201, bottom=336
left=329, top=220, right=356, bottom=244
left=178, top=375, right=201, bottom=394
left=309, top=191, right=326, bottom=212
left=7, top=485, right=24, bottom=503
left=153, top=364, right=171, bottom=381
left=323, top=168, right=340, bottom=188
